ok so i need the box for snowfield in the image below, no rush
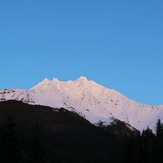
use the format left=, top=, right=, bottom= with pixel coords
left=0, top=76, right=163, bottom=131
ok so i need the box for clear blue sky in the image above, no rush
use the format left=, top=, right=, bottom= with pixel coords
left=0, top=0, right=163, bottom=106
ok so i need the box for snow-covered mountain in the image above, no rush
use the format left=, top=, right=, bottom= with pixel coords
left=0, top=76, right=163, bottom=131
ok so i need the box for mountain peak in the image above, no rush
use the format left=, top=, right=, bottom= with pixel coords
left=52, top=78, right=60, bottom=83
left=76, top=76, right=88, bottom=82
left=42, top=78, right=50, bottom=83
left=31, top=78, right=52, bottom=90
left=1, top=76, right=163, bottom=132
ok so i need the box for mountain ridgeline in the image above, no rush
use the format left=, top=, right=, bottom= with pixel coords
left=0, top=76, right=163, bottom=131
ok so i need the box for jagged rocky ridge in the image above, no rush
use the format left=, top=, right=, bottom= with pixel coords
left=0, top=76, right=163, bottom=131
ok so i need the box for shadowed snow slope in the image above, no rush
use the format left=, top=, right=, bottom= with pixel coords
left=0, top=76, right=163, bottom=131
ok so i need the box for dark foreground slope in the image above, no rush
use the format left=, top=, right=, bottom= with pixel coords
left=0, top=100, right=118, bottom=163
left=1, top=100, right=161, bottom=163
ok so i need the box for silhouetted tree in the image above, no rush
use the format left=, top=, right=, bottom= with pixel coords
left=141, top=126, right=155, bottom=163
left=0, top=114, right=22, bottom=163
left=28, top=123, right=45, bottom=163
left=156, top=119, right=162, bottom=138
left=154, top=119, right=163, bottom=162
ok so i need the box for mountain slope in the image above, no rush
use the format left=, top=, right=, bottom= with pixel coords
left=0, top=100, right=116, bottom=163
left=0, top=76, right=163, bottom=131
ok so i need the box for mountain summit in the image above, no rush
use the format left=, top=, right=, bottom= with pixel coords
left=0, top=76, right=163, bottom=131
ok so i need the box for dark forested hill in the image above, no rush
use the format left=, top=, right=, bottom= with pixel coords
left=0, top=100, right=117, bottom=163
left=0, top=100, right=162, bottom=163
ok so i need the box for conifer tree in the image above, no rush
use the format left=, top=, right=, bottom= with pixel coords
left=156, top=119, right=162, bottom=138
left=28, top=123, right=45, bottom=163
left=1, top=114, right=22, bottom=163
left=155, top=119, right=163, bottom=162
left=141, top=126, right=155, bottom=162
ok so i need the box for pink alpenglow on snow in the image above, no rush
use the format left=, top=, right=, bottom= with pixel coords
left=0, top=76, right=163, bottom=132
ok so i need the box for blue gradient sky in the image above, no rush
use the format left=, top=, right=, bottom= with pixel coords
left=0, top=0, right=163, bottom=105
